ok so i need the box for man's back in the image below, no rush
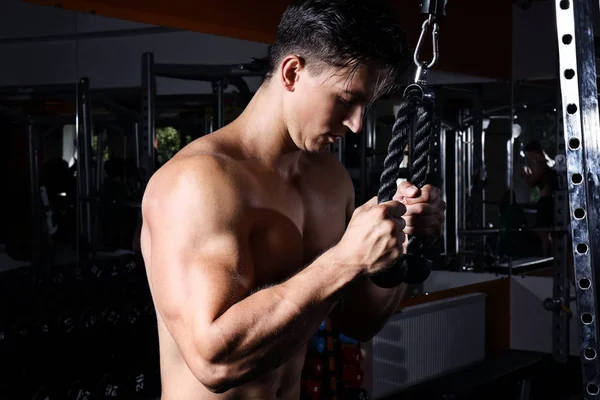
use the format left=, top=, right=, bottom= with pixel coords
left=140, top=129, right=353, bottom=399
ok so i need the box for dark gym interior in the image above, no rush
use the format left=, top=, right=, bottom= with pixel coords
left=0, top=0, right=598, bottom=399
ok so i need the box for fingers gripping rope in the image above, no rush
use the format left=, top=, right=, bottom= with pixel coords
left=370, top=90, right=434, bottom=288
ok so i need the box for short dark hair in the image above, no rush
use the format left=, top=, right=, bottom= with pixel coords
left=266, top=0, right=410, bottom=100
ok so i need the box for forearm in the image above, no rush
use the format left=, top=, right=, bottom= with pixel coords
left=209, top=248, right=357, bottom=390
left=336, top=276, right=407, bottom=342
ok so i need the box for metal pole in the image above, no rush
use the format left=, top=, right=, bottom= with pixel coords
left=455, top=131, right=461, bottom=257
left=141, top=52, right=156, bottom=183
left=133, top=122, right=140, bottom=169
left=481, top=127, right=487, bottom=230
left=77, top=78, right=93, bottom=251
left=214, top=79, right=225, bottom=130
left=555, top=0, right=600, bottom=395
left=95, top=129, right=105, bottom=193
left=440, top=126, right=448, bottom=254
left=461, top=129, right=467, bottom=235
left=472, top=101, right=485, bottom=269
left=204, top=108, right=214, bottom=134
left=27, top=121, right=40, bottom=266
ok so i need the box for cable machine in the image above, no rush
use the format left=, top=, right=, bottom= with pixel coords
left=139, top=53, right=268, bottom=183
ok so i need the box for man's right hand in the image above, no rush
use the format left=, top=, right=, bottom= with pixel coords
left=335, top=196, right=407, bottom=275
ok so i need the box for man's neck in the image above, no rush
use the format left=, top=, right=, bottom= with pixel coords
left=229, top=85, right=300, bottom=170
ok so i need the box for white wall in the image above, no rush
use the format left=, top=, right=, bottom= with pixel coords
left=510, top=276, right=579, bottom=356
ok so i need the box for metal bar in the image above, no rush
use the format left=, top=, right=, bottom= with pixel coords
left=553, top=98, right=570, bottom=364
left=467, top=125, right=473, bottom=199
left=77, top=78, right=94, bottom=251
left=95, top=129, right=106, bottom=194
left=507, top=135, right=514, bottom=190
left=141, top=52, right=156, bottom=183
left=27, top=121, right=40, bottom=266
left=555, top=0, right=600, bottom=395
left=440, top=126, right=448, bottom=254
left=428, top=107, right=442, bottom=189
left=459, top=228, right=567, bottom=235
left=134, top=122, right=141, bottom=170
left=0, top=27, right=181, bottom=45
left=455, top=131, right=461, bottom=257
left=481, top=127, right=487, bottom=229
left=461, top=130, right=467, bottom=235
left=0, top=83, right=76, bottom=95
left=471, top=99, right=485, bottom=269
left=153, top=62, right=267, bottom=81
left=214, top=79, right=225, bottom=130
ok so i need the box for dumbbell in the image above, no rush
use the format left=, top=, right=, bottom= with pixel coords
left=309, top=335, right=326, bottom=354
left=342, top=345, right=362, bottom=365
left=318, top=319, right=327, bottom=332
left=68, top=374, right=101, bottom=400
left=101, top=305, right=123, bottom=330
left=303, top=355, right=325, bottom=378
left=95, top=368, right=130, bottom=399
left=339, top=334, right=359, bottom=345
left=342, top=365, right=364, bottom=388
left=302, top=379, right=322, bottom=400
left=126, top=364, right=161, bottom=399
left=66, top=352, right=111, bottom=400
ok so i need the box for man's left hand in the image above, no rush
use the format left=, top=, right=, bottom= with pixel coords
left=393, top=181, right=446, bottom=238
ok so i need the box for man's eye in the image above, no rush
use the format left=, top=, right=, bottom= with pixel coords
left=337, top=96, right=354, bottom=107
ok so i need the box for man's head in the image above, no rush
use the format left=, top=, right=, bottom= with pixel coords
left=522, top=140, right=555, bottom=189
left=264, top=0, right=410, bottom=153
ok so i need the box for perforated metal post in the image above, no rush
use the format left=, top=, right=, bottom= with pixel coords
left=555, top=0, right=600, bottom=395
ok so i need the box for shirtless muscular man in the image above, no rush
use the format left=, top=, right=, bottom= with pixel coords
left=140, top=1, right=446, bottom=398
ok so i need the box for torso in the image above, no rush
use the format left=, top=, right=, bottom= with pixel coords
left=141, top=130, right=353, bottom=400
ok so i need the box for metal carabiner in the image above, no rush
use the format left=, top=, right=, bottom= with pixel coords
left=413, top=15, right=440, bottom=83
left=414, top=15, right=439, bottom=69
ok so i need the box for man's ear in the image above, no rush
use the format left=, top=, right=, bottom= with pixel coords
left=279, top=55, right=305, bottom=92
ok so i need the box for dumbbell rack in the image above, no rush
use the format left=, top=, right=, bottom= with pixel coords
left=0, top=254, right=161, bottom=399
left=554, top=0, right=600, bottom=398
left=302, top=319, right=368, bottom=400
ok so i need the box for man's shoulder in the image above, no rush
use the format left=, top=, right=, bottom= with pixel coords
left=157, top=151, right=242, bottom=188
left=143, top=152, right=247, bottom=217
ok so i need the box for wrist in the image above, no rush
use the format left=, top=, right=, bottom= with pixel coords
left=325, top=245, right=363, bottom=285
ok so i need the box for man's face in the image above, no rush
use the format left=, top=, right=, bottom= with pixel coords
left=522, top=150, right=546, bottom=186
left=283, top=60, right=379, bottom=153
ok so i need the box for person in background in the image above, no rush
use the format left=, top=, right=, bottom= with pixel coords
left=520, top=140, right=557, bottom=256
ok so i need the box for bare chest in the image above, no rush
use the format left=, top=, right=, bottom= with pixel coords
left=248, top=175, right=348, bottom=287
